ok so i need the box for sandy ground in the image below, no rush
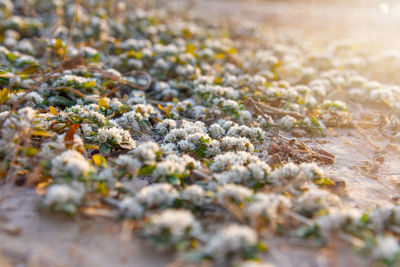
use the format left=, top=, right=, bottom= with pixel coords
left=1, top=1, right=400, bottom=266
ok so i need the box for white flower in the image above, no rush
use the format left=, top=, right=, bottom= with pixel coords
left=131, top=142, right=160, bottom=165
left=97, top=127, right=136, bottom=149
left=203, top=224, right=258, bottom=259
left=368, top=204, right=394, bottom=232
left=299, top=162, right=323, bottom=180
left=136, top=183, right=179, bottom=208
left=278, top=115, right=296, bottom=129
left=209, top=123, right=225, bottom=139
left=44, top=182, right=85, bottom=206
left=270, top=163, right=300, bottom=182
left=374, top=235, right=400, bottom=260
left=246, top=193, right=291, bottom=223
left=155, top=119, right=177, bottom=135
left=114, top=155, right=142, bottom=177
left=119, top=197, right=144, bottom=218
left=51, top=150, right=92, bottom=178
left=145, top=209, right=201, bottom=242
left=181, top=185, right=205, bottom=204
left=294, top=187, right=340, bottom=214
left=153, top=154, right=200, bottom=180
left=217, top=184, right=252, bottom=204
left=221, top=136, right=254, bottom=152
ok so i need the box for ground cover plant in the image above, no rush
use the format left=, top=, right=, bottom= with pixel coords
left=1, top=0, right=400, bottom=266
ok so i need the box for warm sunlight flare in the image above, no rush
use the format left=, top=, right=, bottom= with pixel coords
left=0, top=0, right=400, bottom=266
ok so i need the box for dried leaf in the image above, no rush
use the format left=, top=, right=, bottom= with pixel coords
left=64, top=124, right=81, bottom=149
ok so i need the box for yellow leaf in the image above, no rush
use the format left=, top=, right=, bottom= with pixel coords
left=215, top=53, right=226, bottom=59
left=98, top=98, right=109, bottom=108
left=136, top=106, right=142, bottom=113
left=166, top=105, right=172, bottom=118
left=157, top=104, right=165, bottom=112
left=213, top=77, right=222, bottom=84
left=227, top=47, right=238, bottom=54
left=92, top=154, right=106, bottom=167
left=84, top=144, right=99, bottom=149
left=49, top=106, right=57, bottom=115
left=185, top=43, right=197, bottom=54
left=0, top=88, right=10, bottom=104
left=31, top=130, right=55, bottom=137
left=85, top=80, right=96, bottom=88
left=54, top=38, right=63, bottom=49
left=135, top=51, right=143, bottom=59
left=182, top=28, right=193, bottom=38
left=215, top=64, right=222, bottom=73
left=25, top=147, right=39, bottom=157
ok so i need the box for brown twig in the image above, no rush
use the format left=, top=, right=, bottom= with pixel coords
left=64, top=0, right=81, bottom=60
left=243, top=98, right=306, bottom=120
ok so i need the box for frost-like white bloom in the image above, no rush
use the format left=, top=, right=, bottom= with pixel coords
left=97, top=127, right=136, bottom=149
left=116, top=105, right=155, bottom=130
left=44, top=182, right=85, bottom=206
left=270, top=163, right=301, bottom=182
left=373, top=235, right=400, bottom=260
left=114, top=155, right=142, bottom=177
left=294, top=187, right=340, bottom=214
left=136, top=183, right=179, bottom=208
left=203, top=224, right=258, bottom=259
left=153, top=154, right=200, bottom=180
left=368, top=204, right=394, bottom=232
left=221, top=136, right=254, bottom=152
left=299, top=162, right=323, bottom=180
left=209, top=123, right=225, bottom=139
left=6, top=91, right=43, bottom=106
left=238, top=110, right=252, bottom=121
left=55, top=74, right=96, bottom=88
left=210, top=151, right=258, bottom=173
left=195, top=84, right=239, bottom=100
left=246, top=193, right=291, bottom=223
left=160, top=143, right=177, bottom=153
left=181, top=184, right=205, bottom=204
left=226, top=125, right=265, bottom=142
left=155, top=119, right=177, bottom=135
left=217, top=184, right=252, bottom=204
left=131, top=142, right=160, bottom=165
left=278, top=115, right=296, bottom=129
left=65, top=104, right=106, bottom=125
left=145, top=209, right=201, bottom=242
left=119, top=197, right=144, bottom=218
left=51, top=150, right=92, bottom=178
left=315, top=208, right=363, bottom=237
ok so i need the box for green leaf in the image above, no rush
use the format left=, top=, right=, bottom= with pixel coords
left=6, top=53, right=16, bottom=62
left=256, top=242, right=268, bottom=252
left=138, top=165, right=156, bottom=176
left=196, top=144, right=207, bottom=158
left=361, top=213, right=369, bottom=224
left=97, top=182, right=109, bottom=196
left=167, top=176, right=180, bottom=185
left=60, top=202, right=78, bottom=216
left=99, top=143, right=112, bottom=154
left=25, top=147, right=38, bottom=157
